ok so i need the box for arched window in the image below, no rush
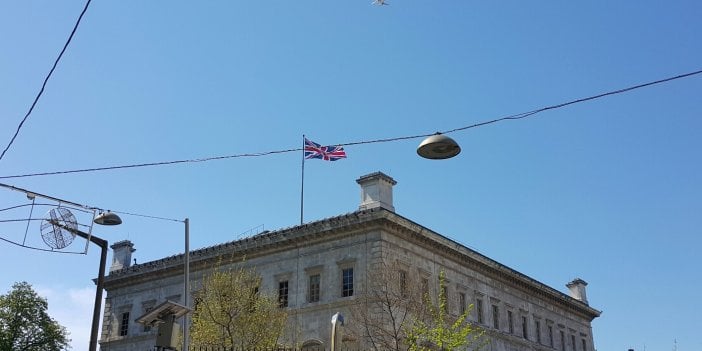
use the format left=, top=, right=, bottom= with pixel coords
left=301, top=339, right=324, bottom=351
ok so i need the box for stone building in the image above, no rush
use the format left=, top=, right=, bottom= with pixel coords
left=100, top=172, right=600, bottom=351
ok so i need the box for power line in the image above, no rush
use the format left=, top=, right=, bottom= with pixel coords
left=1, top=68, right=700, bottom=180
left=110, top=210, right=182, bottom=223
left=0, top=0, right=93, bottom=162
left=0, top=148, right=299, bottom=179
left=443, top=68, right=702, bottom=134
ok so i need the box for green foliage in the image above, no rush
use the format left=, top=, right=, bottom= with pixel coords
left=0, top=281, right=70, bottom=351
left=405, top=271, right=485, bottom=351
left=190, top=264, right=288, bottom=350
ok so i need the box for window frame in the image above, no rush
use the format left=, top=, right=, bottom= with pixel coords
left=475, top=298, right=484, bottom=324
left=278, top=280, right=289, bottom=308
left=507, top=310, right=514, bottom=334
left=342, top=267, right=354, bottom=297
left=458, top=292, right=467, bottom=315
left=399, top=270, right=408, bottom=298
left=119, top=311, right=130, bottom=336
left=309, top=273, right=321, bottom=303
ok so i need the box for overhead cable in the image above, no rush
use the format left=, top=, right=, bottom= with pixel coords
left=0, top=0, right=93, bottom=162
left=1, top=68, right=700, bottom=180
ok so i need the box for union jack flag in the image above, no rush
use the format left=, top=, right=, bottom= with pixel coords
left=304, top=138, right=347, bottom=161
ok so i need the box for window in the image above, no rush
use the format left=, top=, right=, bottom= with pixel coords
left=248, top=286, right=260, bottom=312
left=309, top=274, right=320, bottom=302
left=571, top=335, right=577, bottom=351
left=421, top=277, right=429, bottom=298
left=302, top=340, right=323, bottom=351
left=581, top=339, right=587, bottom=351
left=342, top=268, right=354, bottom=297
left=278, top=281, right=289, bottom=307
left=119, top=311, right=130, bottom=336
left=399, top=270, right=408, bottom=298
left=142, top=305, right=154, bottom=332
left=535, top=320, right=541, bottom=344
left=459, top=293, right=467, bottom=315
left=549, top=325, right=554, bottom=347
left=507, top=310, right=514, bottom=334
left=475, top=298, right=484, bottom=324
left=521, top=316, right=528, bottom=340
left=492, top=305, right=499, bottom=329
left=441, top=285, right=449, bottom=312
left=560, top=330, right=566, bottom=351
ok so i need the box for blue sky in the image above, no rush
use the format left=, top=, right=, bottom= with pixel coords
left=1, top=1, right=700, bottom=351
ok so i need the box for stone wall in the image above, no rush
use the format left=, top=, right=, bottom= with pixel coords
left=100, top=208, right=598, bottom=351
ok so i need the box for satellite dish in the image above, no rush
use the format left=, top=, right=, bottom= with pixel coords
left=40, top=208, right=78, bottom=250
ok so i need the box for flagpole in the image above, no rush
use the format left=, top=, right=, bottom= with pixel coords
left=300, top=135, right=305, bottom=225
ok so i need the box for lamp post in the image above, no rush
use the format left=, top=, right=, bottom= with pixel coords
left=77, top=215, right=190, bottom=351
left=54, top=211, right=122, bottom=351
left=331, top=312, right=344, bottom=351
left=183, top=217, right=190, bottom=351
left=79, top=229, right=108, bottom=351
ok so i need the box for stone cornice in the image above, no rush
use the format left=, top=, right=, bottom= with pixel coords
left=374, top=210, right=601, bottom=321
left=103, top=208, right=601, bottom=321
left=103, top=210, right=379, bottom=289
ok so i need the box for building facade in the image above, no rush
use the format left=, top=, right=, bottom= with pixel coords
left=100, top=172, right=600, bottom=351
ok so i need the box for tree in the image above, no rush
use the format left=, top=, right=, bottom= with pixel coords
left=405, top=271, right=485, bottom=351
left=189, top=264, right=288, bottom=350
left=0, top=281, right=70, bottom=351
left=349, top=259, right=428, bottom=351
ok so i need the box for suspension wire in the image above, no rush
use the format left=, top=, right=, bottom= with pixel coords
left=0, top=69, right=700, bottom=180
left=0, top=0, right=94, bottom=162
left=110, top=210, right=182, bottom=223
left=0, top=236, right=85, bottom=255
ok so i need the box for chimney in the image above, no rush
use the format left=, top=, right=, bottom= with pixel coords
left=110, top=240, right=135, bottom=272
left=356, top=172, right=397, bottom=212
left=566, top=278, right=589, bottom=304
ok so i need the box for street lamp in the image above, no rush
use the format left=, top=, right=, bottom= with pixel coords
left=93, top=211, right=122, bottom=226
left=53, top=211, right=122, bottom=351
left=79, top=215, right=190, bottom=351
left=97, top=214, right=191, bottom=351
left=417, top=133, right=461, bottom=159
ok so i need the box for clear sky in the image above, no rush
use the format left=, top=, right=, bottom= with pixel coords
left=1, top=1, right=700, bottom=351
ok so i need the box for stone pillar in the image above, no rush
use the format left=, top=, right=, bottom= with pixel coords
left=110, top=240, right=135, bottom=272
left=566, top=278, right=589, bottom=305
left=356, top=172, right=397, bottom=212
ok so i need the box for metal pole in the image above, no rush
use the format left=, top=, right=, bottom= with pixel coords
left=331, top=320, right=337, bottom=351
left=300, top=135, right=305, bottom=225
left=91, top=239, right=107, bottom=351
left=54, top=223, right=106, bottom=351
left=183, top=218, right=190, bottom=351
left=330, top=312, right=343, bottom=351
